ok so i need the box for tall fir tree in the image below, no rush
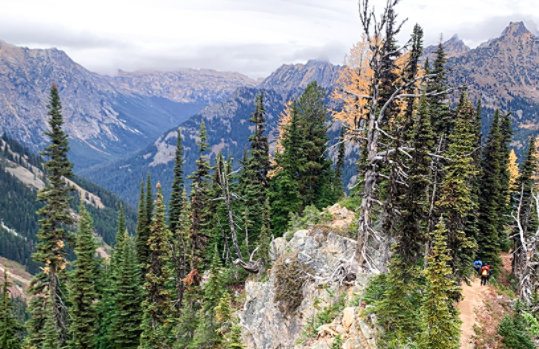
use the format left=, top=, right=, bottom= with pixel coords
left=241, top=92, right=270, bottom=243
left=295, top=81, right=336, bottom=209
left=27, top=83, right=74, bottom=345
left=477, top=110, right=503, bottom=269
left=139, top=183, right=176, bottom=349
left=189, top=120, right=212, bottom=269
left=497, top=111, right=513, bottom=245
left=168, top=129, right=187, bottom=311
left=419, top=218, right=461, bottom=349
left=428, top=40, right=452, bottom=139
left=0, top=270, right=23, bottom=349
left=437, top=92, right=479, bottom=281
left=334, top=126, right=346, bottom=198
left=190, top=246, right=226, bottom=348
left=67, top=204, right=98, bottom=349
left=111, top=230, right=143, bottom=348
left=269, top=101, right=303, bottom=235
left=135, top=178, right=149, bottom=275
left=398, top=92, right=435, bottom=263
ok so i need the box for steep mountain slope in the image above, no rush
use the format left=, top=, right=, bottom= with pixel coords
left=421, top=34, right=470, bottom=63
left=81, top=60, right=353, bottom=206
left=0, top=40, right=256, bottom=169
left=445, top=22, right=538, bottom=151
left=0, top=135, right=136, bottom=273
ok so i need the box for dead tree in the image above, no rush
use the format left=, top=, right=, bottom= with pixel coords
left=214, top=157, right=262, bottom=273
left=511, top=186, right=539, bottom=306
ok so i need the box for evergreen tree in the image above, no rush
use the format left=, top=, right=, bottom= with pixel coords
left=42, top=301, right=60, bottom=349
left=168, top=129, right=187, bottom=311
left=398, top=92, right=435, bottom=263
left=68, top=204, right=98, bottom=349
left=419, top=218, right=461, bottom=349
left=189, top=120, right=212, bottom=269
left=334, top=126, right=346, bottom=198
left=190, top=246, right=225, bottom=348
left=497, top=111, right=513, bottom=244
left=295, top=81, right=336, bottom=209
left=437, top=92, right=479, bottom=281
left=27, top=83, right=74, bottom=344
left=111, top=231, right=142, bottom=348
left=135, top=179, right=149, bottom=275
left=0, top=270, right=23, bottom=349
left=139, top=183, right=176, bottom=349
left=428, top=40, right=452, bottom=138
left=269, top=102, right=303, bottom=234
left=477, top=110, right=503, bottom=269
left=241, top=92, right=270, bottom=243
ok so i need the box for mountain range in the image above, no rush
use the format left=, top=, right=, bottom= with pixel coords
left=0, top=21, right=537, bottom=206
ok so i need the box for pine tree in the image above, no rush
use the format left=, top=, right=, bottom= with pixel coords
left=477, top=110, right=503, bottom=270
left=419, top=218, right=461, bottom=349
left=334, top=126, right=346, bottom=198
left=135, top=178, right=149, bottom=275
left=398, top=92, right=435, bottom=263
left=0, top=270, right=23, bottom=349
left=139, top=183, right=176, bottom=349
left=428, top=40, right=452, bottom=139
left=497, top=111, right=513, bottom=246
left=27, top=83, right=74, bottom=345
left=269, top=102, right=303, bottom=234
left=168, top=129, right=187, bottom=312
left=190, top=246, right=225, bottom=348
left=295, top=81, right=336, bottom=209
left=111, top=231, right=142, bottom=348
left=42, top=301, right=60, bottom=349
left=240, top=92, right=270, bottom=243
left=68, top=204, right=98, bottom=349
left=189, top=120, right=212, bottom=269
left=437, top=92, right=479, bottom=281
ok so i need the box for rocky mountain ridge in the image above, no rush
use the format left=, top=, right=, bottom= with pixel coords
left=0, top=40, right=256, bottom=169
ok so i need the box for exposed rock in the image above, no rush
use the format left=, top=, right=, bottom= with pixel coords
left=241, top=212, right=378, bottom=348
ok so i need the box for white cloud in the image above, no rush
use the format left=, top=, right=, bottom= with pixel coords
left=0, top=0, right=536, bottom=78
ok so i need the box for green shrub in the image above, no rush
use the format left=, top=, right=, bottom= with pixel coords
left=498, top=315, right=534, bottom=349
left=287, top=205, right=333, bottom=232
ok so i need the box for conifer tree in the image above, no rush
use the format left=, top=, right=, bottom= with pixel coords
left=0, top=270, right=23, bottom=349
left=477, top=110, right=503, bottom=269
left=269, top=102, right=303, bottom=234
left=428, top=41, right=452, bottom=138
left=497, top=111, right=513, bottom=243
left=419, top=218, right=461, bottom=349
left=398, top=93, right=435, bottom=263
left=68, top=204, right=98, bottom=349
left=139, top=183, right=176, bottom=349
left=241, top=92, right=270, bottom=242
left=111, top=231, right=142, bottom=348
left=334, top=126, right=346, bottom=197
left=168, top=129, right=188, bottom=311
left=437, top=92, right=479, bottom=281
left=189, top=120, right=212, bottom=269
left=27, top=83, right=74, bottom=344
left=190, top=246, right=225, bottom=348
left=135, top=178, right=149, bottom=274
left=295, top=81, right=336, bottom=209
left=42, top=302, right=60, bottom=349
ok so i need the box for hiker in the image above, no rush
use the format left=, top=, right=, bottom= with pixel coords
left=480, top=263, right=491, bottom=286
left=473, top=259, right=482, bottom=275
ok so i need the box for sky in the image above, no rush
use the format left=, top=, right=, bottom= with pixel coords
left=0, top=0, right=537, bottom=79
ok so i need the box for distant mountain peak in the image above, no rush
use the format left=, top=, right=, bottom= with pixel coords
left=501, top=21, right=532, bottom=38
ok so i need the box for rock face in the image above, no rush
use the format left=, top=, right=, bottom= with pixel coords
left=240, top=206, right=378, bottom=348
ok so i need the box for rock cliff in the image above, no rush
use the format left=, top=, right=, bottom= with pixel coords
left=240, top=204, right=378, bottom=348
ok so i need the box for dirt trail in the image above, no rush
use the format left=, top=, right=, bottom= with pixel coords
left=458, top=277, right=490, bottom=348
left=458, top=253, right=512, bottom=348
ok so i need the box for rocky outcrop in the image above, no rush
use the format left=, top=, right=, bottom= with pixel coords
left=240, top=205, right=378, bottom=348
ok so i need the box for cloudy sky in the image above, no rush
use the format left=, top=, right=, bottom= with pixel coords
left=0, top=0, right=537, bottom=78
